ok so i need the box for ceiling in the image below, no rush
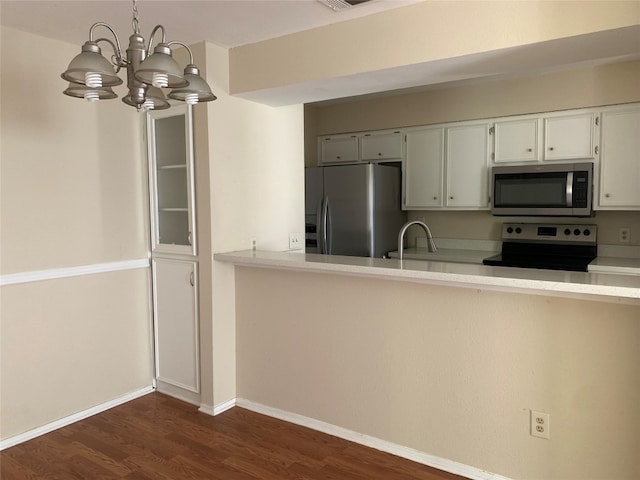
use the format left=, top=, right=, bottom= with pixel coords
left=0, top=0, right=423, bottom=48
left=2, top=1, right=638, bottom=106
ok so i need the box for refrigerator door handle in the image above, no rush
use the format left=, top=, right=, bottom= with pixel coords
left=324, top=196, right=332, bottom=255
left=320, top=197, right=330, bottom=254
left=315, top=197, right=324, bottom=253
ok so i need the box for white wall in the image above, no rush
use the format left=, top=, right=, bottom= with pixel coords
left=229, top=1, right=639, bottom=100
left=0, top=27, right=153, bottom=441
left=236, top=267, right=640, bottom=480
left=202, top=42, right=305, bottom=409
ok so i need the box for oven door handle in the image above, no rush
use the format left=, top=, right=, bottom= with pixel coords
left=566, top=171, right=573, bottom=207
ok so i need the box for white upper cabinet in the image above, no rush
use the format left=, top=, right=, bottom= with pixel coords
left=598, top=105, right=640, bottom=209
left=543, top=113, right=595, bottom=161
left=403, top=122, right=489, bottom=210
left=147, top=104, right=196, bottom=256
left=492, top=118, right=539, bottom=163
left=318, top=134, right=359, bottom=164
left=403, top=127, right=444, bottom=209
left=446, top=123, right=490, bottom=208
left=361, top=131, right=403, bottom=161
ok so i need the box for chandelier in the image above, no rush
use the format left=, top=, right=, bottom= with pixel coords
left=61, top=0, right=216, bottom=110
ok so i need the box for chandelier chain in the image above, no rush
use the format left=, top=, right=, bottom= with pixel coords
left=132, top=0, right=140, bottom=35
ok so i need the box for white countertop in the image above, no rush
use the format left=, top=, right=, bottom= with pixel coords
left=387, top=247, right=496, bottom=264
left=215, top=250, right=640, bottom=305
left=588, top=256, right=640, bottom=276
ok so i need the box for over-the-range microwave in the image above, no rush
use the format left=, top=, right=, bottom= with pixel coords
left=491, top=162, right=593, bottom=217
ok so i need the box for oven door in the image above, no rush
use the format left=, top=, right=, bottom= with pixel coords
left=491, top=163, right=592, bottom=216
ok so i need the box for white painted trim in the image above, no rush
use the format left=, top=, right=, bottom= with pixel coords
left=236, top=398, right=512, bottom=480
left=0, top=386, right=154, bottom=451
left=198, top=397, right=237, bottom=417
left=0, top=258, right=150, bottom=287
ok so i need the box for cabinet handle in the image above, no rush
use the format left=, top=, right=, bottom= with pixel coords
left=187, top=232, right=192, bottom=245
left=594, top=145, right=599, bottom=155
left=526, top=148, right=532, bottom=152
left=433, top=196, right=437, bottom=200
left=378, top=152, right=382, bottom=156
left=549, top=147, right=554, bottom=151
left=336, top=155, right=341, bottom=159
left=449, top=196, right=454, bottom=200
left=605, top=193, right=611, bottom=198
left=189, top=271, right=195, bottom=286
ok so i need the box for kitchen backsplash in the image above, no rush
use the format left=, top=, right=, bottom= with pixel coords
left=406, top=210, right=640, bottom=247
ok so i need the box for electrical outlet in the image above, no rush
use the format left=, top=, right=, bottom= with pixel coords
left=289, top=232, right=302, bottom=250
left=531, top=410, right=550, bottom=439
left=250, top=237, right=257, bottom=251
left=619, top=227, right=630, bottom=243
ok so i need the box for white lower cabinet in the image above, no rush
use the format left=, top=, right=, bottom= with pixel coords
left=598, top=106, right=640, bottom=209
left=152, top=257, right=200, bottom=402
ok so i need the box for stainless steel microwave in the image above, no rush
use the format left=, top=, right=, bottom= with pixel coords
left=491, top=162, right=593, bottom=217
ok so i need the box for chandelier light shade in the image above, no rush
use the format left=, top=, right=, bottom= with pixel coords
left=61, top=41, right=124, bottom=88
left=123, top=86, right=170, bottom=110
left=60, top=0, right=216, bottom=111
left=63, top=83, right=118, bottom=101
left=168, top=65, right=217, bottom=105
left=134, top=43, right=189, bottom=89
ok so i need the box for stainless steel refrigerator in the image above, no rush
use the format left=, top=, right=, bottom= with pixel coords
left=305, top=163, right=406, bottom=257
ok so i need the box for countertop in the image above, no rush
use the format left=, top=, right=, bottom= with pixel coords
left=388, top=247, right=640, bottom=275
left=215, top=250, right=640, bottom=305
left=387, top=247, right=496, bottom=264
left=588, top=256, right=640, bottom=276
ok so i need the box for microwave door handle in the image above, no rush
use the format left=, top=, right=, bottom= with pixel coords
left=566, top=171, right=574, bottom=207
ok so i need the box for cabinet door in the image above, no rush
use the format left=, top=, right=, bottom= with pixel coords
left=153, top=258, right=199, bottom=394
left=361, top=131, right=403, bottom=161
left=403, top=128, right=444, bottom=209
left=319, top=135, right=359, bottom=164
left=446, top=124, right=490, bottom=208
left=599, top=107, right=640, bottom=208
left=147, top=105, right=196, bottom=255
left=544, top=113, right=595, bottom=161
left=493, top=118, right=539, bottom=163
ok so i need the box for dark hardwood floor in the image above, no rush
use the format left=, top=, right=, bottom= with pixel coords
left=1, top=392, right=468, bottom=479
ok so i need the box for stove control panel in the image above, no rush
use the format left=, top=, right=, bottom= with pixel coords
left=501, top=223, right=597, bottom=244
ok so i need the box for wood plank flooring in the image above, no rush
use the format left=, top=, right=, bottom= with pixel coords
left=1, top=393, right=469, bottom=479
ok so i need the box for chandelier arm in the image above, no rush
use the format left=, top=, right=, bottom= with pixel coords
left=89, top=22, right=125, bottom=63
left=146, top=25, right=167, bottom=54
left=94, top=38, right=127, bottom=70
left=166, top=41, right=195, bottom=64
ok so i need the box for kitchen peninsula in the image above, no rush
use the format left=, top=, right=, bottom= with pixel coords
left=216, top=250, right=640, bottom=305
left=221, top=248, right=640, bottom=480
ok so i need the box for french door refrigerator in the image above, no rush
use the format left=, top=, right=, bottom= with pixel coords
left=305, top=163, right=406, bottom=257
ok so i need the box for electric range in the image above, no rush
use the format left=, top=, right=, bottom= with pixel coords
left=483, top=223, right=597, bottom=272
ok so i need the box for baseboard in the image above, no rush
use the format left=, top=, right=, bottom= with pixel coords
left=199, top=397, right=237, bottom=416
left=236, top=398, right=512, bottom=480
left=0, top=386, right=154, bottom=451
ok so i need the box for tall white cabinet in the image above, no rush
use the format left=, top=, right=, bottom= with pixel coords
left=146, top=104, right=200, bottom=405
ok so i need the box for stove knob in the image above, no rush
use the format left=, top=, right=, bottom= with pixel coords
left=574, top=228, right=581, bottom=236
left=564, top=228, right=571, bottom=236
left=583, top=229, right=591, bottom=236
left=515, top=227, right=522, bottom=234
left=506, top=227, right=514, bottom=234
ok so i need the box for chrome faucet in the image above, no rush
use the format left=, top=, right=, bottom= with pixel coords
left=398, top=220, right=437, bottom=260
